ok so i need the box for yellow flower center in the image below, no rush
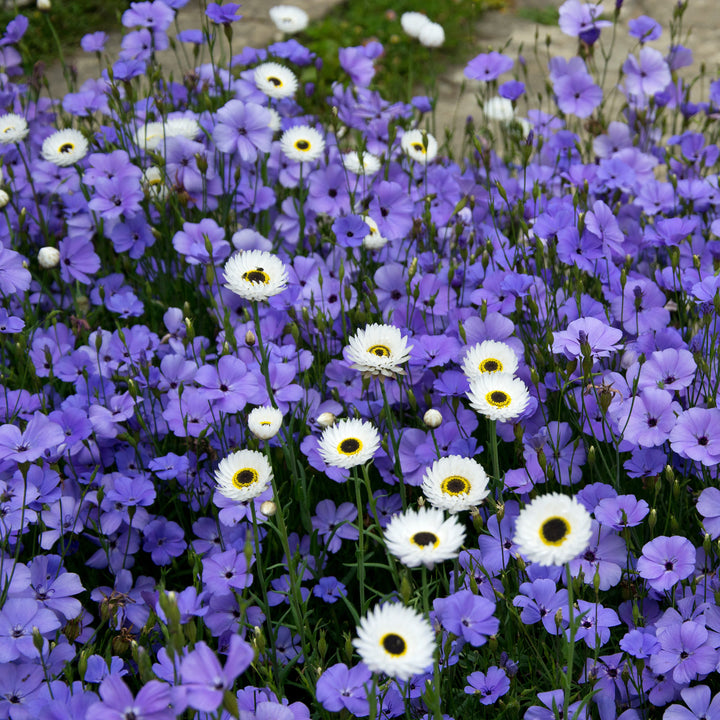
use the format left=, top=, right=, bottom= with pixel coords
left=268, top=76, right=282, bottom=87
left=381, top=633, right=407, bottom=656
left=294, top=139, right=310, bottom=151
left=242, top=267, right=270, bottom=284
left=59, top=143, right=75, bottom=154
left=440, top=475, right=470, bottom=496
left=338, top=437, right=362, bottom=456
left=232, top=467, right=259, bottom=489
left=411, top=531, right=439, bottom=548
left=540, top=516, right=570, bottom=546
left=411, top=142, right=426, bottom=153
left=479, top=358, right=502, bottom=373
left=368, top=344, right=391, bottom=357
left=486, top=390, right=511, bottom=408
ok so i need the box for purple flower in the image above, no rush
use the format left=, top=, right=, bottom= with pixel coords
left=697, top=487, right=720, bottom=539
left=558, top=0, right=611, bottom=43
left=81, top=31, right=108, bottom=52
left=433, top=590, right=498, bottom=646
left=58, top=237, right=101, bottom=284
left=525, top=689, right=588, bottom=720
left=143, top=518, right=186, bottom=565
left=0, top=247, right=31, bottom=294
left=464, top=666, right=510, bottom=705
left=464, top=51, right=513, bottom=82
left=0, top=413, right=64, bottom=463
left=594, top=494, right=649, bottom=530
left=619, top=628, right=660, bottom=659
left=311, top=500, right=359, bottom=553
left=0, top=599, right=62, bottom=662
left=570, top=600, right=620, bottom=649
left=367, top=181, right=414, bottom=241
left=554, top=71, right=603, bottom=118
left=205, top=2, right=242, bottom=24
left=670, top=408, right=720, bottom=466
left=212, top=100, right=274, bottom=162
left=339, top=42, right=382, bottom=87
left=316, top=663, right=371, bottom=716
left=637, top=535, right=696, bottom=592
left=628, top=15, right=662, bottom=43
left=180, top=635, right=254, bottom=711
left=313, top=576, right=347, bottom=604
left=513, top=578, right=568, bottom=635
left=202, top=549, right=253, bottom=595
left=651, top=621, right=718, bottom=684
left=552, top=317, right=622, bottom=360
left=617, top=388, right=680, bottom=448
left=89, top=676, right=174, bottom=720
left=332, top=215, right=370, bottom=248
left=623, top=47, right=671, bottom=97
left=664, top=685, right=720, bottom=720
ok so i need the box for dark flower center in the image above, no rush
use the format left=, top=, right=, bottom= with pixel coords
left=540, top=517, right=569, bottom=544
left=382, top=633, right=406, bottom=655
left=242, top=268, right=269, bottom=284
left=698, top=436, right=709, bottom=446
left=339, top=438, right=361, bottom=454
left=412, top=531, right=438, bottom=547
left=488, top=390, right=510, bottom=406
left=664, top=561, right=674, bottom=571
left=443, top=476, right=469, bottom=495
left=59, top=143, right=74, bottom=153
left=232, top=468, right=258, bottom=488
left=480, top=359, right=500, bottom=372
left=268, top=76, right=282, bottom=86
left=295, top=140, right=310, bottom=151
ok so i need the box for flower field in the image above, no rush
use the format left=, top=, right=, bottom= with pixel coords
left=2, top=1, right=720, bottom=718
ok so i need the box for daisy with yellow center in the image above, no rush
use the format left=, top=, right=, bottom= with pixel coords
left=254, top=62, right=298, bottom=99
left=421, top=455, right=490, bottom=513
left=466, top=371, right=530, bottom=422
left=462, top=339, right=520, bottom=383
left=223, top=250, right=289, bottom=302
left=214, top=449, right=273, bottom=502
left=514, top=493, right=592, bottom=566
left=401, top=128, right=438, bottom=164
left=280, top=125, right=325, bottom=163
left=345, top=323, right=413, bottom=378
left=248, top=406, right=283, bottom=440
left=317, top=418, right=380, bottom=469
left=41, top=129, right=89, bottom=167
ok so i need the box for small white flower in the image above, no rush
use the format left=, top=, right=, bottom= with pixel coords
left=400, top=11, right=430, bottom=38
left=361, top=215, right=387, bottom=250
left=353, top=603, right=435, bottom=680
left=423, top=408, right=443, bottom=428
left=419, top=21, right=445, bottom=47
left=317, top=418, right=380, bottom=469
left=514, top=493, right=593, bottom=566
left=466, top=372, right=530, bottom=422
left=142, top=166, right=168, bottom=201
left=0, top=113, right=29, bottom=144
left=269, top=4, right=309, bottom=33
left=215, top=449, right=273, bottom=502
left=483, top=96, right=515, bottom=122
left=462, top=340, right=520, bottom=383
left=342, top=150, right=381, bottom=176
left=384, top=506, right=466, bottom=568
left=135, top=117, right=200, bottom=151
left=254, top=62, right=298, bottom=99
left=248, top=406, right=283, bottom=440
left=401, top=129, right=438, bottom=164
left=345, top=323, right=412, bottom=378
left=41, top=129, right=88, bottom=166
left=280, top=125, right=325, bottom=162
left=223, top=250, right=289, bottom=302
left=421, top=455, right=490, bottom=513
left=38, top=247, right=60, bottom=269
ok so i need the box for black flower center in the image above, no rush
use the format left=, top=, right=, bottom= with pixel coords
left=480, top=358, right=501, bottom=372
left=295, top=140, right=310, bottom=151
left=59, top=142, right=75, bottom=153
left=412, top=531, right=438, bottom=547
left=339, top=438, right=361, bottom=454
left=540, top=517, right=569, bottom=544
left=382, top=633, right=406, bottom=655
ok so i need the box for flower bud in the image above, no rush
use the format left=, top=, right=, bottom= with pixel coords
left=38, top=246, right=60, bottom=269
left=423, top=408, right=442, bottom=428
left=0, top=189, right=9, bottom=208
left=260, top=500, right=277, bottom=517
left=317, top=412, right=336, bottom=428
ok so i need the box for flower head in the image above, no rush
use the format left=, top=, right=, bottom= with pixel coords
left=269, top=4, right=309, bottom=33
left=514, top=493, right=593, bottom=566
left=466, top=372, right=530, bottom=422
left=345, top=323, right=412, bottom=378
left=401, top=129, right=438, bottom=164
left=41, top=129, right=88, bottom=166
left=248, top=406, right=283, bottom=440
left=317, top=418, right=380, bottom=469
left=421, top=455, right=490, bottom=513
left=353, top=604, right=435, bottom=680
left=215, top=449, right=273, bottom=502
left=280, top=125, right=325, bottom=162
left=383, top=506, right=465, bottom=568
left=462, top=340, right=519, bottom=382
left=223, top=250, right=289, bottom=301
left=0, top=113, right=28, bottom=144
left=254, top=62, right=298, bottom=99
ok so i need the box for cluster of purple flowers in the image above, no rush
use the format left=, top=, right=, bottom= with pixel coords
left=3, top=0, right=720, bottom=718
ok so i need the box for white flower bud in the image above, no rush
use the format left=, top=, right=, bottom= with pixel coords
left=317, top=412, right=336, bottom=428
left=37, top=0, right=51, bottom=10
left=0, top=189, right=8, bottom=208
left=38, top=246, right=60, bottom=268
left=423, top=408, right=443, bottom=428
left=260, top=500, right=277, bottom=517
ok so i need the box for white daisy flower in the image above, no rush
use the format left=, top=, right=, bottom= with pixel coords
left=361, top=215, right=387, bottom=250
left=317, top=418, right=380, bottom=469
left=418, top=21, right=445, bottom=47
left=0, top=113, right=29, bottom=144
left=267, top=107, right=282, bottom=132
left=421, top=455, right=490, bottom=513
left=223, top=250, right=289, bottom=302
left=400, top=11, right=431, bottom=38
left=462, top=340, right=519, bottom=383
left=142, top=166, right=168, bottom=201
left=269, top=4, right=309, bottom=33
left=248, top=406, right=283, bottom=440
left=164, top=117, right=201, bottom=141
left=215, top=449, right=273, bottom=502
left=345, top=323, right=412, bottom=378
left=342, top=150, right=381, bottom=176
left=401, top=129, right=438, bottom=164
left=514, top=493, right=593, bottom=566
left=466, top=372, right=530, bottom=422
left=483, top=96, right=515, bottom=122
left=353, top=603, right=435, bottom=680
left=254, top=62, right=298, bottom=99
left=383, top=506, right=466, bottom=568
left=135, top=117, right=200, bottom=151
left=41, top=129, right=88, bottom=166
left=280, top=125, right=325, bottom=162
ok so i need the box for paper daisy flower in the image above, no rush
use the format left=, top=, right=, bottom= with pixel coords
left=514, top=493, right=592, bottom=566
left=361, top=216, right=387, bottom=251
left=383, top=506, right=466, bottom=568
left=269, top=4, right=309, bottom=33
left=248, top=406, right=283, bottom=440
left=223, top=250, right=289, bottom=301
left=280, top=126, right=325, bottom=162
left=401, top=129, right=438, bottom=164
left=41, top=129, right=89, bottom=166
left=342, top=151, right=381, bottom=176
left=466, top=372, right=530, bottom=422
left=345, top=323, right=412, bottom=379
left=215, top=449, right=273, bottom=502
left=0, top=113, right=29, bottom=144
left=421, top=455, right=490, bottom=513
left=462, top=340, right=519, bottom=383
left=254, top=62, right=298, bottom=99
left=317, top=418, right=380, bottom=469
left=353, top=603, right=435, bottom=680
left=135, top=118, right=200, bottom=151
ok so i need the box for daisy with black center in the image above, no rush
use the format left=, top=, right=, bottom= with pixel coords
left=317, top=418, right=380, bottom=469
left=421, top=455, right=490, bottom=513
left=248, top=406, right=283, bottom=440
left=513, top=493, right=593, bottom=566
left=344, top=323, right=413, bottom=379
left=254, top=62, right=298, bottom=99
left=353, top=603, right=435, bottom=680
left=41, top=129, right=89, bottom=167
left=401, top=129, right=438, bottom=164
left=466, top=371, right=530, bottom=422
left=280, top=126, right=325, bottom=163
left=0, top=113, right=29, bottom=144
left=214, top=449, right=273, bottom=502
left=383, top=506, right=465, bottom=568
left=462, top=340, right=519, bottom=383
left=223, top=249, right=289, bottom=301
